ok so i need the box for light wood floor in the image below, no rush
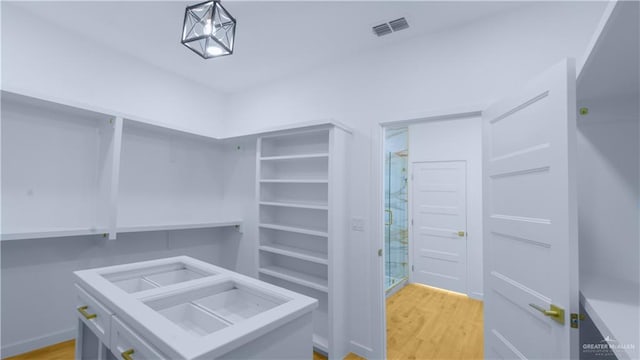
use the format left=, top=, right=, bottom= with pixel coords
left=5, top=284, right=481, bottom=360
left=386, top=283, right=484, bottom=360
left=4, top=340, right=75, bottom=360
left=4, top=340, right=354, bottom=360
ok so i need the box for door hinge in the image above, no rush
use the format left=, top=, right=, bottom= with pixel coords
left=570, top=313, right=586, bottom=329
left=378, top=249, right=383, bottom=257
left=412, top=265, right=414, bottom=271
left=411, top=219, right=414, bottom=226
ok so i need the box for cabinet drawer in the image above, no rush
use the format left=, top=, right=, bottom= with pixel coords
left=75, top=284, right=113, bottom=344
left=110, top=317, right=165, bottom=360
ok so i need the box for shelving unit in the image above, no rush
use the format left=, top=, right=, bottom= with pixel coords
left=116, top=120, right=241, bottom=231
left=0, top=91, right=242, bottom=241
left=116, top=220, right=242, bottom=234
left=1, top=91, right=115, bottom=240
left=256, top=126, right=350, bottom=358
left=576, top=2, right=639, bottom=359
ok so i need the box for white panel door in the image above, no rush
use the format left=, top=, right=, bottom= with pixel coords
left=412, top=161, right=467, bottom=294
left=483, top=59, right=578, bottom=359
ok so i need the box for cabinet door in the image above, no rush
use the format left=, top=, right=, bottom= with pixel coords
left=482, top=59, right=578, bottom=359
left=110, top=317, right=165, bottom=360
left=76, top=285, right=113, bottom=344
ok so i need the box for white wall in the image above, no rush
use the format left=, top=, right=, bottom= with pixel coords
left=224, top=3, right=607, bottom=358
left=1, top=2, right=228, bottom=138
left=409, top=115, right=483, bottom=299
left=221, top=136, right=259, bottom=277
left=577, top=116, right=639, bottom=286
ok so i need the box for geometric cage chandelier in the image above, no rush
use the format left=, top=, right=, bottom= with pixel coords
left=181, top=0, right=236, bottom=59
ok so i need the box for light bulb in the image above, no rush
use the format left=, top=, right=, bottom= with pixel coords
left=203, top=19, right=212, bottom=35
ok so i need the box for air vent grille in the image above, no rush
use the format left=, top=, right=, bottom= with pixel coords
left=389, top=17, right=409, bottom=32
left=372, top=23, right=392, bottom=37
left=372, top=17, right=409, bottom=37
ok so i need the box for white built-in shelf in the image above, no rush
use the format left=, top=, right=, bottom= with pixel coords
left=260, top=153, right=329, bottom=161
left=1, top=227, right=109, bottom=241
left=259, top=245, right=328, bottom=265
left=1, top=221, right=243, bottom=241
left=117, top=221, right=242, bottom=234
left=259, top=223, right=328, bottom=238
left=260, top=179, right=328, bottom=184
left=259, top=266, right=329, bottom=293
left=256, top=127, right=349, bottom=358
left=580, top=276, right=639, bottom=360
left=259, top=201, right=328, bottom=211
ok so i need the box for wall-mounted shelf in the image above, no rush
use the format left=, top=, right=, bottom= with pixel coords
left=1, top=91, right=243, bottom=241
left=259, top=179, right=328, bottom=184
left=258, top=266, right=329, bottom=293
left=260, top=153, right=329, bottom=161
left=259, top=224, right=328, bottom=238
left=260, top=201, right=328, bottom=211
left=117, top=221, right=243, bottom=234
left=1, top=227, right=109, bottom=241
left=259, top=244, right=328, bottom=265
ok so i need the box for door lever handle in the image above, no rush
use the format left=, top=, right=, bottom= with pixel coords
left=529, top=303, right=565, bottom=325
left=529, top=303, right=558, bottom=316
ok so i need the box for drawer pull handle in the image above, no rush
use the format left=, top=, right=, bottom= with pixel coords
left=121, top=349, right=134, bottom=360
left=77, top=306, right=97, bottom=320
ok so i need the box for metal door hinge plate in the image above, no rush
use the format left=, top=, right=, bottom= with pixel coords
left=570, top=313, right=585, bottom=328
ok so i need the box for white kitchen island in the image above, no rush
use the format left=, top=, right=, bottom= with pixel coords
left=73, top=256, right=318, bottom=360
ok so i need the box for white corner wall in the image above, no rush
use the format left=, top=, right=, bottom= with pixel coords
left=409, top=116, right=483, bottom=299
left=1, top=2, right=227, bottom=137
left=577, top=117, right=640, bottom=285
left=223, top=2, right=608, bottom=358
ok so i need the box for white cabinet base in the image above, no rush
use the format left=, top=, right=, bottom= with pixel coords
left=74, top=256, right=317, bottom=360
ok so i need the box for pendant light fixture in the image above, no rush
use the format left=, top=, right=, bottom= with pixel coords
left=181, top=0, right=236, bottom=59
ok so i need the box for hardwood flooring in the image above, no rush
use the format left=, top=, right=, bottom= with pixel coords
left=3, top=340, right=75, bottom=360
left=386, top=283, right=484, bottom=360
left=4, top=341, right=344, bottom=360
left=4, top=283, right=482, bottom=360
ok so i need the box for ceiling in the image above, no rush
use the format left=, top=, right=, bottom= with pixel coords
left=13, top=1, right=528, bottom=93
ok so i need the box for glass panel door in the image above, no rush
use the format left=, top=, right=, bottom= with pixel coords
left=384, top=128, right=408, bottom=292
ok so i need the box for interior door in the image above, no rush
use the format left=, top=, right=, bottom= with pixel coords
left=482, top=58, right=578, bottom=359
left=412, top=160, right=467, bottom=294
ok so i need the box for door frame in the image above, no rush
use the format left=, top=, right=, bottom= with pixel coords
left=371, top=105, right=483, bottom=359
left=409, top=159, right=468, bottom=293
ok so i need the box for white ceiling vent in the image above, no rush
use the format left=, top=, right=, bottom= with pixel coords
left=372, top=17, right=409, bottom=37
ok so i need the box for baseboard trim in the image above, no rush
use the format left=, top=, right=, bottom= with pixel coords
left=349, top=340, right=374, bottom=359
left=1, top=328, right=75, bottom=358
left=385, top=278, right=408, bottom=298
left=469, top=291, right=484, bottom=301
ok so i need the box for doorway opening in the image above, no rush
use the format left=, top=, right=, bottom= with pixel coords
left=380, top=117, right=484, bottom=359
